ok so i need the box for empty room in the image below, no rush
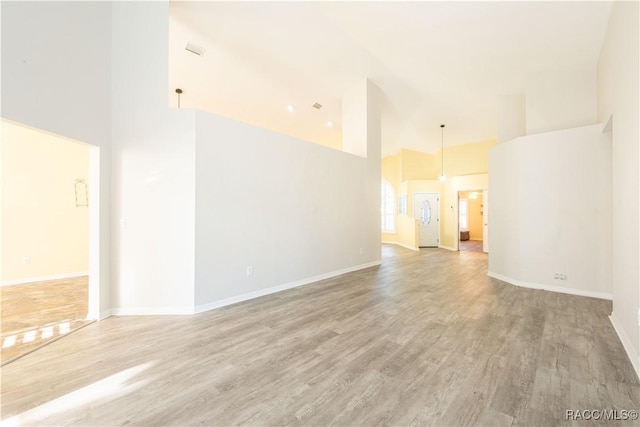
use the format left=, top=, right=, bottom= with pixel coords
left=1, top=1, right=638, bottom=426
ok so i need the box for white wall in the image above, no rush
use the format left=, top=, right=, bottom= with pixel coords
left=363, top=79, right=383, bottom=264
left=342, top=80, right=368, bottom=158
left=194, top=82, right=381, bottom=308
left=112, top=4, right=382, bottom=313
left=489, top=124, right=612, bottom=299
left=497, top=94, right=525, bottom=143
left=111, top=2, right=196, bottom=314
left=1, top=1, right=112, bottom=316
left=525, top=67, right=598, bottom=135
left=597, top=0, right=640, bottom=376
left=1, top=2, right=111, bottom=148
left=2, top=1, right=382, bottom=316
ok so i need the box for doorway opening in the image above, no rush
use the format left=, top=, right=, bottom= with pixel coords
left=1, top=120, right=100, bottom=365
left=458, top=190, right=486, bottom=253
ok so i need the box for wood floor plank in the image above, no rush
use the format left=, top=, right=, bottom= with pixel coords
left=1, top=276, right=90, bottom=364
left=1, top=246, right=638, bottom=426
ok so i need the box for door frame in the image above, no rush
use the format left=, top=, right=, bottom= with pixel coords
left=87, top=145, right=101, bottom=320
left=482, top=190, right=489, bottom=253
left=456, top=188, right=488, bottom=252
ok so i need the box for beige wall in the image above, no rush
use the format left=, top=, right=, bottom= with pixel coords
left=440, top=175, right=488, bottom=250
left=381, top=155, right=402, bottom=242
left=398, top=140, right=496, bottom=182
left=382, top=154, right=401, bottom=185
left=381, top=139, right=494, bottom=250
left=1, top=121, right=89, bottom=283
left=459, top=191, right=484, bottom=240
left=468, top=193, right=484, bottom=240
left=401, top=149, right=435, bottom=181
left=437, top=139, right=496, bottom=178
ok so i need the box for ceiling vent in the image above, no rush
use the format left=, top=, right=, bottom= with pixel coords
left=185, top=43, right=205, bottom=56
left=312, top=103, right=322, bottom=109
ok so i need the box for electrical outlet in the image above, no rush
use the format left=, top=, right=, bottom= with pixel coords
left=246, top=266, right=253, bottom=277
left=359, top=247, right=363, bottom=255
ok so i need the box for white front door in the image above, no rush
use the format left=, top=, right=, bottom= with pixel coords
left=414, top=193, right=439, bottom=247
left=482, top=190, right=489, bottom=253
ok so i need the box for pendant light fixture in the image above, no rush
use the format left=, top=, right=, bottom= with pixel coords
left=439, top=124, right=446, bottom=182
left=175, top=88, right=183, bottom=108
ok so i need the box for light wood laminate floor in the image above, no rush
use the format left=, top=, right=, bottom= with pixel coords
left=1, top=247, right=638, bottom=426
left=1, top=276, right=91, bottom=365
left=459, top=240, right=483, bottom=253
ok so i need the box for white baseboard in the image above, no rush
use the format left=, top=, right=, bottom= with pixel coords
left=98, top=310, right=113, bottom=320
left=382, top=241, right=418, bottom=251
left=439, top=245, right=458, bottom=251
left=194, top=260, right=382, bottom=314
left=609, top=313, right=640, bottom=380
left=487, top=271, right=613, bottom=300
left=1, top=271, right=89, bottom=287
left=111, top=306, right=193, bottom=316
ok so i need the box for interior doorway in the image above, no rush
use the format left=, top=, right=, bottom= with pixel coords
left=1, top=120, right=100, bottom=364
left=458, top=190, right=485, bottom=253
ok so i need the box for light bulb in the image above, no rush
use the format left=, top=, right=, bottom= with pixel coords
left=439, top=174, right=446, bottom=182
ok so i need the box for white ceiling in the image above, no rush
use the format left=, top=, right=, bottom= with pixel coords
left=169, top=1, right=612, bottom=156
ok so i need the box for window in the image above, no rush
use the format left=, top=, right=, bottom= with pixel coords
left=381, top=180, right=395, bottom=233
left=398, top=195, right=408, bottom=215
left=459, top=198, right=468, bottom=231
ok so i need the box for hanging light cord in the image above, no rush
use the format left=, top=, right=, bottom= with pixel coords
left=440, top=124, right=445, bottom=178
left=175, top=88, right=183, bottom=108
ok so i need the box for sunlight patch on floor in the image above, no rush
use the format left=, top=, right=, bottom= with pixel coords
left=59, top=322, right=70, bottom=334
left=2, top=362, right=155, bottom=426
left=1, top=320, right=76, bottom=350
left=22, top=331, right=36, bottom=344
left=2, top=335, right=16, bottom=348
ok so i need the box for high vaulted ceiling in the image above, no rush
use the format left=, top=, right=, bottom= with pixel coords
left=169, top=1, right=612, bottom=156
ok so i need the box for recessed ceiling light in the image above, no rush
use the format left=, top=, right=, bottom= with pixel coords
left=326, top=121, right=333, bottom=127
left=287, top=104, right=295, bottom=112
